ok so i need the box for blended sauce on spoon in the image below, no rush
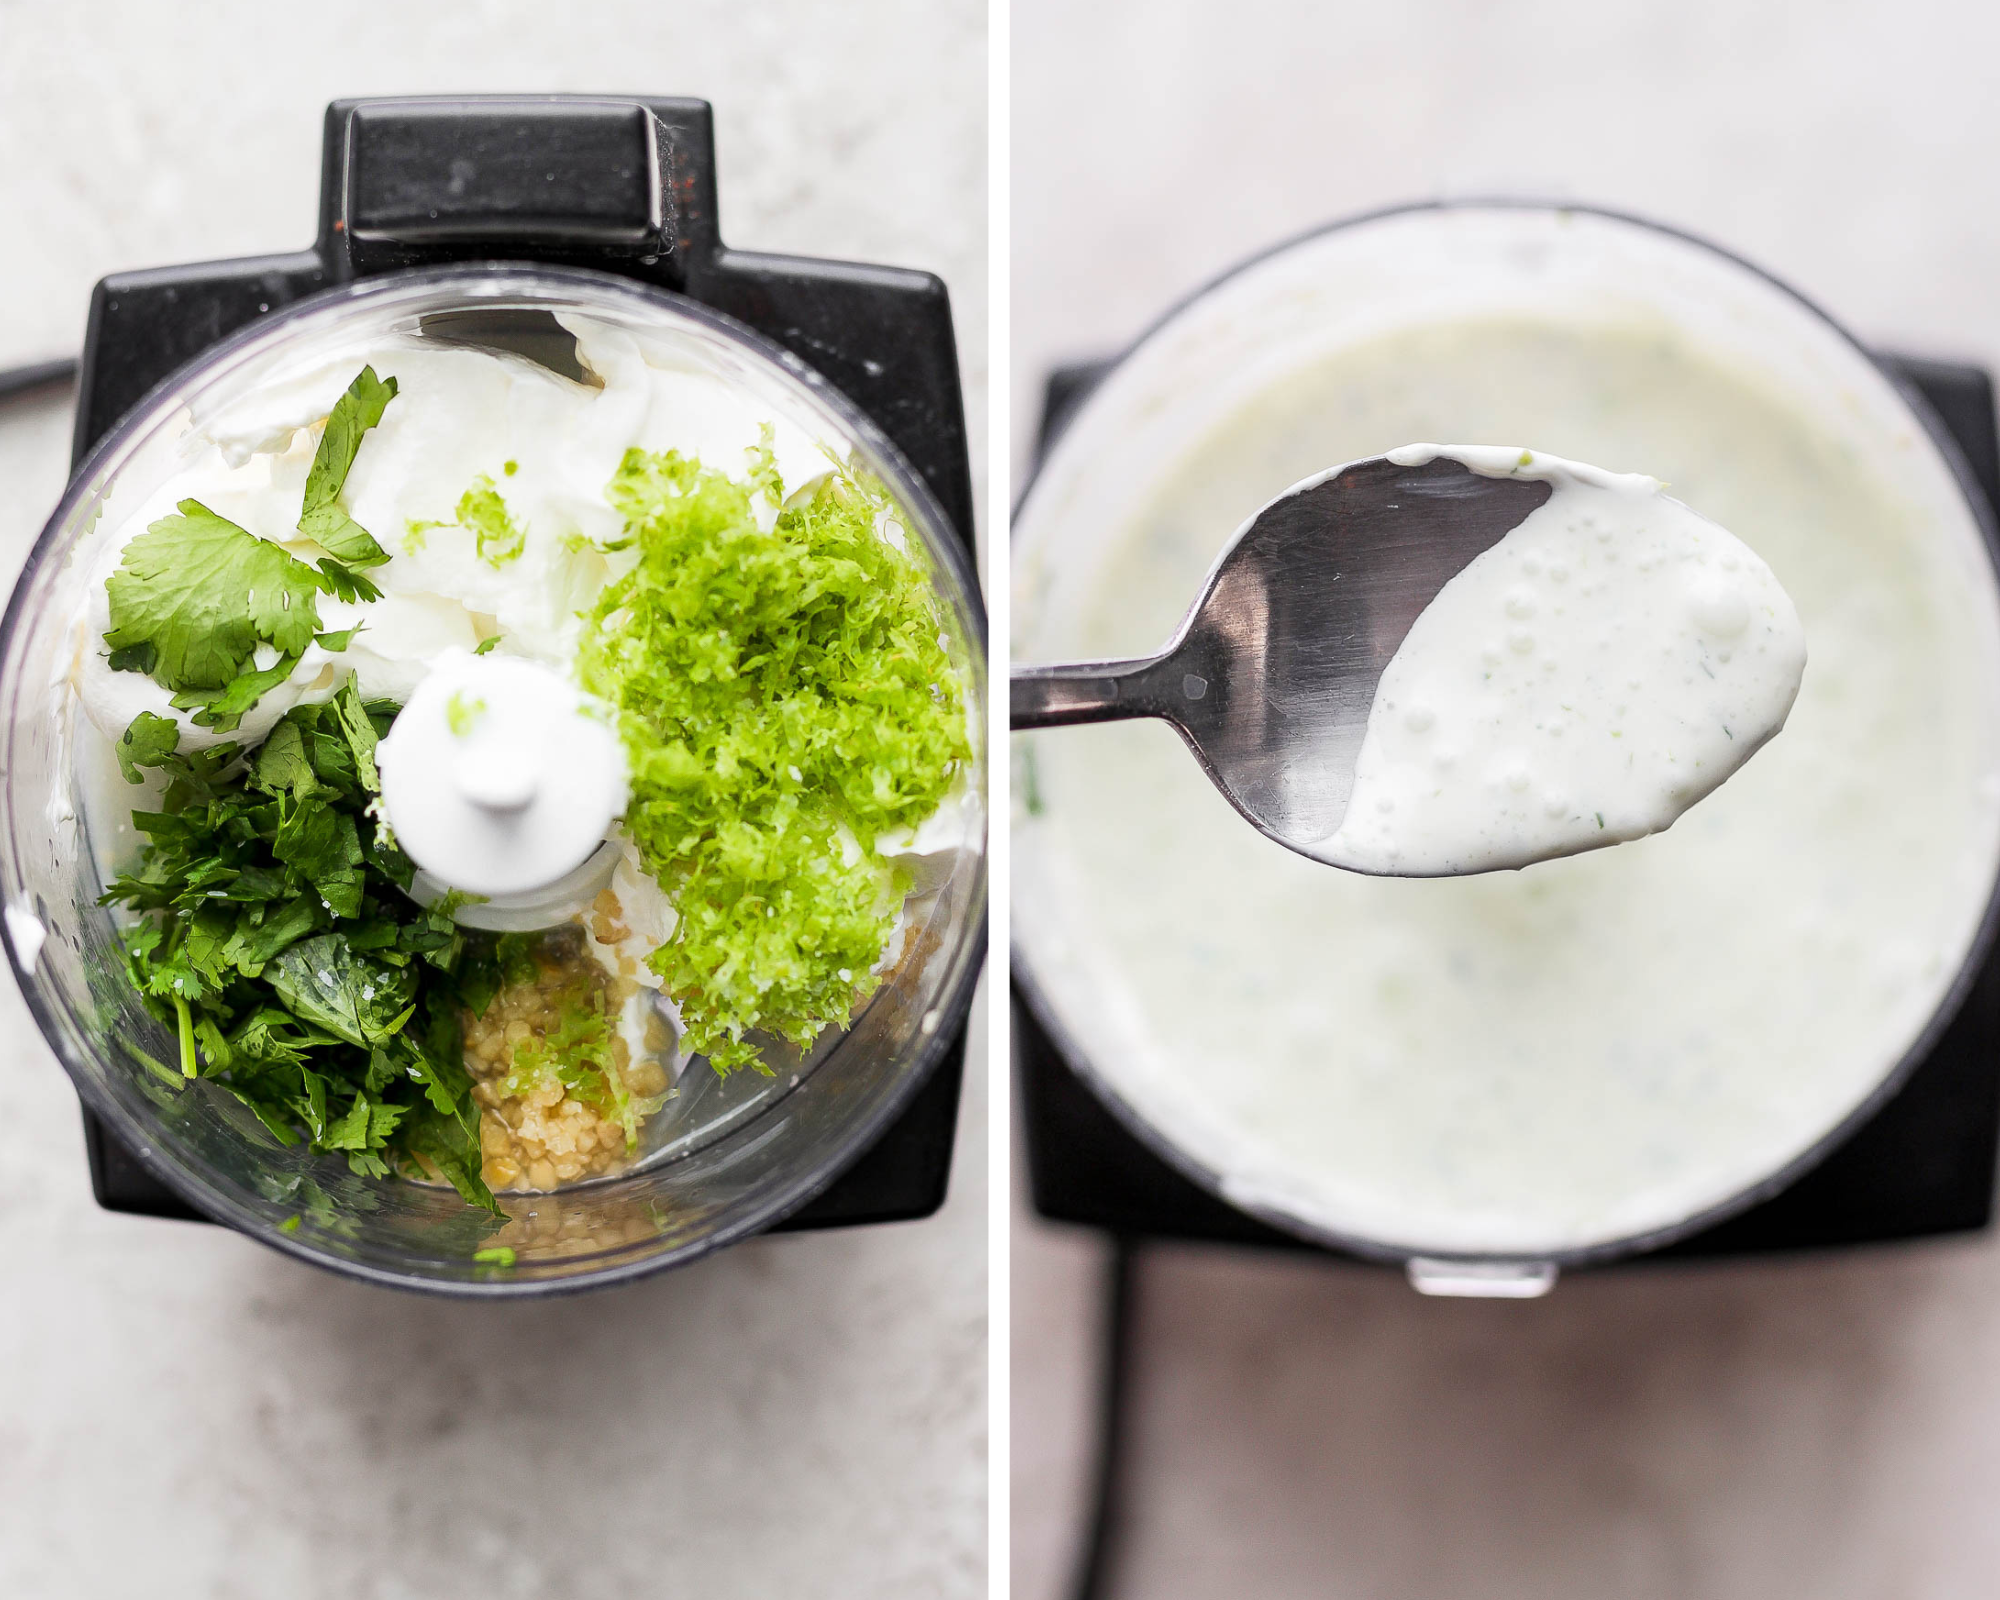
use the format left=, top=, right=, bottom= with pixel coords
left=1316, top=445, right=1807, bottom=875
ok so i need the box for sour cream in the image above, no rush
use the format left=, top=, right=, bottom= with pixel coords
left=1315, top=445, right=1807, bottom=876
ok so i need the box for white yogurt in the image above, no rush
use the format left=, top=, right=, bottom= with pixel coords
left=68, top=312, right=833, bottom=754
left=1315, top=445, right=1807, bottom=876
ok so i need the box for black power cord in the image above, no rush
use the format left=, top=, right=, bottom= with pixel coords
left=0, top=357, right=77, bottom=404
left=1070, top=1235, right=1143, bottom=1600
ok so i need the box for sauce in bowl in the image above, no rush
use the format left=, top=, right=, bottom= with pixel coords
left=1017, top=315, right=2000, bottom=1256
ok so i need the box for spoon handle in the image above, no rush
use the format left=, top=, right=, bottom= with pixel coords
left=1010, top=658, right=1169, bottom=728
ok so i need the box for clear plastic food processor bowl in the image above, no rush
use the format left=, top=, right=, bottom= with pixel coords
left=0, top=266, right=987, bottom=1295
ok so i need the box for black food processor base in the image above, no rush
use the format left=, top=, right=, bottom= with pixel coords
left=72, top=96, right=979, bottom=1231
left=1020, top=354, right=2000, bottom=1265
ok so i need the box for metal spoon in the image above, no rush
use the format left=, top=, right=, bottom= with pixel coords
left=1010, top=453, right=1553, bottom=862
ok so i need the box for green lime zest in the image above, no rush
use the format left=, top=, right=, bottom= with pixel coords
left=445, top=691, right=486, bottom=737
left=458, top=475, right=525, bottom=565
left=577, top=442, right=971, bottom=1074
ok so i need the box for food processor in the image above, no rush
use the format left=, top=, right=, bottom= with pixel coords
left=1012, top=201, right=2000, bottom=1294
left=0, top=96, right=987, bottom=1294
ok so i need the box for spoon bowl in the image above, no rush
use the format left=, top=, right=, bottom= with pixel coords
left=1011, top=453, right=1552, bottom=858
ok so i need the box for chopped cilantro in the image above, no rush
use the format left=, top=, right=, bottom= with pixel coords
left=473, top=635, right=500, bottom=656
left=115, top=710, right=183, bottom=785
left=473, top=1245, right=516, bottom=1267
left=314, top=559, right=383, bottom=605
left=103, top=500, right=325, bottom=730
left=297, top=366, right=397, bottom=566
left=101, top=675, right=503, bottom=1214
left=502, top=460, right=519, bottom=477
left=577, top=446, right=971, bottom=1074
left=102, top=366, right=399, bottom=732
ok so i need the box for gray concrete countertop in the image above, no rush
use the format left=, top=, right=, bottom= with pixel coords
left=1012, top=2, right=2000, bottom=1596
left=0, top=5, right=985, bottom=1596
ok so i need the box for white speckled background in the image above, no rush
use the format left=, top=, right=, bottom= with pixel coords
left=1012, top=2, right=2000, bottom=1597
left=0, top=4, right=986, bottom=1596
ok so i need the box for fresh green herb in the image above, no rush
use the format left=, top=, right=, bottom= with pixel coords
left=576, top=443, right=971, bottom=1074
left=502, top=460, right=519, bottom=478
left=473, top=635, right=500, bottom=656
left=102, top=367, right=399, bottom=732
left=297, top=366, right=397, bottom=567
left=115, top=710, right=184, bottom=785
left=473, top=1245, right=516, bottom=1267
left=102, top=676, right=503, bottom=1213
left=314, top=560, right=384, bottom=605
left=1596, top=812, right=1606, bottom=829
left=278, top=1213, right=302, bottom=1234
left=445, top=691, right=486, bottom=737
left=103, top=501, right=326, bottom=732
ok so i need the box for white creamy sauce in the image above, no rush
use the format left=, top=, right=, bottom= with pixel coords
left=1017, top=317, right=2000, bottom=1255
left=1316, top=444, right=1806, bottom=875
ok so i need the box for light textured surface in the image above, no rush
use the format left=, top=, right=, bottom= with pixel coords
left=1012, top=2, right=2000, bottom=1597
left=0, top=5, right=986, bottom=1597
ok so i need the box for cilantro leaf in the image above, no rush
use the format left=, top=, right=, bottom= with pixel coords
left=265, top=934, right=417, bottom=1049
left=332, top=675, right=382, bottom=794
left=220, top=896, right=320, bottom=976
left=171, top=651, right=304, bottom=733
left=102, top=693, right=518, bottom=1219
left=272, top=804, right=365, bottom=918
left=251, top=720, right=319, bottom=800
left=115, top=711, right=181, bottom=785
left=104, top=500, right=323, bottom=691
left=315, top=624, right=364, bottom=652
left=314, top=559, right=384, bottom=604
left=298, top=367, right=397, bottom=567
